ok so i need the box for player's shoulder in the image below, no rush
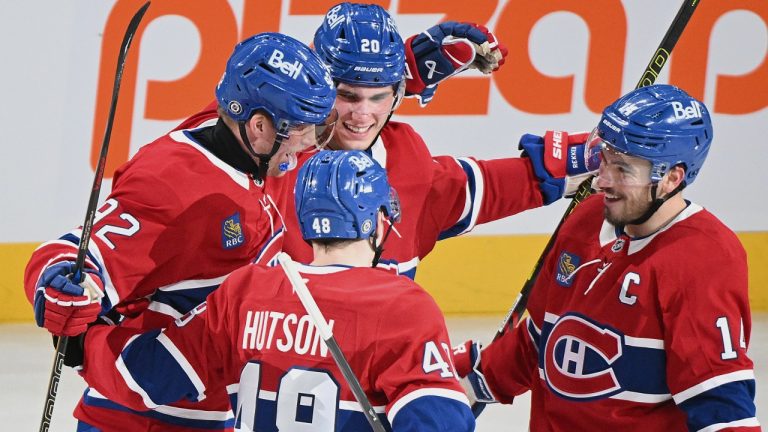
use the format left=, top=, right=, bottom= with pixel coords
left=663, top=203, right=744, bottom=257
left=115, top=125, right=249, bottom=198
left=380, top=121, right=435, bottom=170
left=364, top=268, right=444, bottom=316
left=117, top=133, right=204, bottom=176
left=173, top=101, right=218, bottom=131
left=381, top=121, right=428, bottom=149
left=382, top=120, right=418, bottom=137
left=220, top=264, right=283, bottom=298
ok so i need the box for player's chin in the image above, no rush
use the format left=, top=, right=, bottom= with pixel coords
left=334, top=135, right=373, bottom=151
left=603, top=207, right=626, bottom=226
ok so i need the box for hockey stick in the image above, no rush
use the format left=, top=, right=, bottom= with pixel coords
left=493, top=0, right=701, bottom=341
left=277, top=253, right=387, bottom=432
left=38, top=3, right=151, bottom=431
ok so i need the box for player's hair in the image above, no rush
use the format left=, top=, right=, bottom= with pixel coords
left=215, top=32, right=336, bottom=128
left=295, top=150, right=399, bottom=242
left=596, top=84, right=713, bottom=187
left=216, top=105, right=271, bottom=130
left=311, top=238, right=359, bottom=250
left=313, top=3, right=405, bottom=87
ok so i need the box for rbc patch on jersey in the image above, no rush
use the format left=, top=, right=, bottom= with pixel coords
left=222, top=212, right=245, bottom=249
left=555, top=251, right=580, bottom=287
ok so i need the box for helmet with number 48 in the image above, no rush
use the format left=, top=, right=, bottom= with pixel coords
left=295, top=150, right=401, bottom=241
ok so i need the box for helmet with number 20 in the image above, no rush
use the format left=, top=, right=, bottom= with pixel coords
left=313, top=2, right=405, bottom=87
left=296, top=150, right=401, bottom=242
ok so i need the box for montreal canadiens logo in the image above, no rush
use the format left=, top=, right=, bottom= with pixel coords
left=543, top=314, right=624, bottom=400
left=361, top=219, right=373, bottom=234
left=228, top=100, right=243, bottom=115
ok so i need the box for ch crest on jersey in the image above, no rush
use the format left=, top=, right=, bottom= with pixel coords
left=543, top=314, right=624, bottom=400
left=555, top=251, right=580, bottom=287
left=222, top=212, right=245, bottom=249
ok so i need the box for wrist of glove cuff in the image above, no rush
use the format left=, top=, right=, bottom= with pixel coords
left=51, top=312, right=118, bottom=370
left=52, top=334, right=86, bottom=370
left=453, top=341, right=497, bottom=405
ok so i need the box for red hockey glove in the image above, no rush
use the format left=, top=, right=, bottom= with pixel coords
left=33, top=261, right=105, bottom=336
left=405, top=22, right=508, bottom=106
left=519, top=131, right=596, bottom=204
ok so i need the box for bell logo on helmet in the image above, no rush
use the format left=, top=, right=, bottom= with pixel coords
left=672, top=100, right=702, bottom=120
left=348, top=154, right=374, bottom=171
left=267, top=49, right=304, bottom=80
left=325, top=5, right=345, bottom=29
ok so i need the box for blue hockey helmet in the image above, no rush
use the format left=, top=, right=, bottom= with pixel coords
left=588, top=84, right=713, bottom=187
left=295, top=150, right=400, bottom=241
left=313, top=3, right=405, bottom=87
left=216, top=32, right=336, bottom=128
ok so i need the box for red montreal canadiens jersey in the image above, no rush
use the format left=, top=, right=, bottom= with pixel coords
left=24, top=116, right=285, bottom=430
left=273, top=120, right=545, bottom=279
left=480, top=195, right=760, bottom=431
left=81, top=264, right=474, bottom=431
left=173, top=102, right=545, bottom=279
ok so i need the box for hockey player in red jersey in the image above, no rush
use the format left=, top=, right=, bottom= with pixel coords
left=68, top=150, right=475, bottom=431
left=455, top=85, right=762, bottom=431
left=180, top=2, right=591, bottom=279
left=268, top=2, right=594, bottom=279
left=24, top=33, right=337, bottom=431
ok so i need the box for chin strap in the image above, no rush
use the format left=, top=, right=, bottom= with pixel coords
left=365, top=82, right=404, bottom=152
left=370, top=219, right=396, bottom=267
left=625, top=182, right=685, bottom=226
left=238, top=120, right=286, bottom=182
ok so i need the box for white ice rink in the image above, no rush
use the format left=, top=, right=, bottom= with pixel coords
left=3, top=315, right=766, bottom=431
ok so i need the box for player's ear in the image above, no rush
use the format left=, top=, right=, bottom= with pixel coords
left=662, top=164, right=686, bottom=193
left=247, top=113, right=268, bottom=136
left=375, top=210, right=387, bottom=239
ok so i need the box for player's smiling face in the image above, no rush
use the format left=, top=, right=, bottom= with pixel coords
left=595, top=148, right=655, bottom=226
left=329, top=83, right=396, bottom=150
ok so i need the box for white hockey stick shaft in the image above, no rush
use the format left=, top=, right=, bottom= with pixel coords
left=277, top=253, right=386, bottom=432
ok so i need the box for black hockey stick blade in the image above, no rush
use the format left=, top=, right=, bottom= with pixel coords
left=39, top=3, right=151, bottom=431
left=493, top=0, right=701, bottom=342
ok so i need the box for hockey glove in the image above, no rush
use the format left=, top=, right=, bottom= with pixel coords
left=405, top=22, right=508, bottom=106
left=519, top=131, right=595, bottom=205
left=50, top=308, right=121, bottom=370
left=453, top=340, right=497, bottom=417
left=33, top=260, right=105, bottom=337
